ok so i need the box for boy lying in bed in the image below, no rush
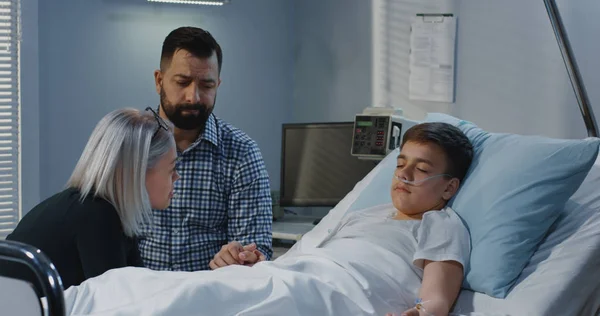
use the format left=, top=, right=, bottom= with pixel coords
left=58, top=122, right=474, bottom=316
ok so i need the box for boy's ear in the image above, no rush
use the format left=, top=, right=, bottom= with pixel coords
left=442, top=178, right=460, bottom=201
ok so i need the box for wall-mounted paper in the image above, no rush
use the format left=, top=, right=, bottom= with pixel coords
left=409, top=15, right=457, bottom=103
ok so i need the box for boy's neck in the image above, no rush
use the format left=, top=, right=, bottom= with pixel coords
left=393, top=200, right=448, bottom=220
left=393, top=212, right=423, bottom=220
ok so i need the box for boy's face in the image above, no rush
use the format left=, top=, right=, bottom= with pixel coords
left=390, top=141, right=460, bottom=217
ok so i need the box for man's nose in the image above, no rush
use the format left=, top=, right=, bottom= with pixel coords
left=185, top=85, right=200, bottom=104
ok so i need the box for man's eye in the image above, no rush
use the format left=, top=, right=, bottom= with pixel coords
left=417, top=168, right=428, bottom=173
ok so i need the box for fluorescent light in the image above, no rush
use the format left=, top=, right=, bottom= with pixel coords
left=147, top=0, right=228, bottom=5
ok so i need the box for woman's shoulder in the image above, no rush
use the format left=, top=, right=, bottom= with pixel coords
left=61, top=188, right=120, bottom=223
left=26, top=187, right=83, bottom=215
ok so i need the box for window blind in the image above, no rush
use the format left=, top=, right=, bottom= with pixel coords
left=372, top=0, right=453, bottom=117
left=0, top=0, right=20, bottom=239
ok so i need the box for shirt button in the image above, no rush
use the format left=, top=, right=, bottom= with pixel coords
left=173, top=228, right=179, bottom=235
left=172, top=264, right=180, bottom=270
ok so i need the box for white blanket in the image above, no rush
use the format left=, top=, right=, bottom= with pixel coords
left=63, top=205, right=469, bottom=316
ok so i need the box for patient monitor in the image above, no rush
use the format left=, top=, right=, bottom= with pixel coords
left=351, top=107, right=419, bottom=160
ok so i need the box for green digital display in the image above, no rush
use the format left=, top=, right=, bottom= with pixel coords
left=357, top=121, right=373, bottom=127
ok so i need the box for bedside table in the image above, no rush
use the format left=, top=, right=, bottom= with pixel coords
left=272, top=214, right=321, bottom=241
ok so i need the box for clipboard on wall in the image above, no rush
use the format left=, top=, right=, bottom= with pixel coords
left=408, top=13, right=457, bottom=103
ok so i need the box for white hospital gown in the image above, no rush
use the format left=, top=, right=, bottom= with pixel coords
left=312, top=204, right=471, bottom=313
left=60, top=204, right=470, bottom=316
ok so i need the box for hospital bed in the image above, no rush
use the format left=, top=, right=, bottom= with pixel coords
left=457, top=145, right=600, bottom=314
left=282, top=108, right=600, bottom=315
left=450, top=164, right=600, bottom=315
left=453, top=1, right=600, bottom=312
left=2, top=0, right=600, bottom=315
left=3, top=141, right=599, bottom=316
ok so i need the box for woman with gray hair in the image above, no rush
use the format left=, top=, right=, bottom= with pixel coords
left=4, top=107, right=179, bottom=294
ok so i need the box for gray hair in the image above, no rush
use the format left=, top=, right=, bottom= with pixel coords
left=66, top=108, right=175, bottom=237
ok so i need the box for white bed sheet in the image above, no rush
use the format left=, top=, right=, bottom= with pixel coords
left=61, top=206, right=471, bottom=316
left=62, top=258, right=394, bottom=316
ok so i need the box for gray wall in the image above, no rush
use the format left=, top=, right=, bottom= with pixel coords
left=373, top=0, right=600, bottom=139
left=37, top=0, right=293, bottom=200
left=21, top=0, right=600, bottom=211
left=452, top=0, right=598, bottom=139
left=291, top=0, right=372, bottom=123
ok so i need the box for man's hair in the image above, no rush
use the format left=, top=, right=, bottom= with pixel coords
left=160, top=26, right=223, bottom=73
left=401, top=122, right=473, bottom=182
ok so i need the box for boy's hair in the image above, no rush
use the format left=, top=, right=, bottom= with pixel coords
left=401, top=122, right=473, bottom=181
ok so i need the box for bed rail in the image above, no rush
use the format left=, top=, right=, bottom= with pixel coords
left=544, top=0, right=599, bottom=138
left=0, top=240, right=66, bottom=316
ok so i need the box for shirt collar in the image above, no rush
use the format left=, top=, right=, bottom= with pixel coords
left=201, top=113, right=219, bottom=147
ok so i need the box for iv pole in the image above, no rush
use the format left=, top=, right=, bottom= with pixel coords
left=543, top=0, right=599, bottom=137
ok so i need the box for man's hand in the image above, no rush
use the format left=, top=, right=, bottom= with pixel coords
left=238, top=243, right=266, bottom=267
left=209, top=242, right=266, bottom=270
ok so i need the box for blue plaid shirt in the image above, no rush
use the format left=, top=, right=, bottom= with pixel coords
left=138, top=114, right=273, bottom=271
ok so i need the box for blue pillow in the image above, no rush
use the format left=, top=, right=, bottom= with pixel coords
left=425, top=113, right=600, bottom=298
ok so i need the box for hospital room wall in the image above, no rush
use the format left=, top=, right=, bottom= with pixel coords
left=372, top=0, right=600, bottom=139
left=452, top=0, right=600, bottom=139
left=35, top=0, right=294, bottom=202
left=286, top=0, right=372, bottom=217
left=290, top=0, right=372, bottom=124
left=22, top=0, right=600, bottom=211
left=291, top=0, right=600, bottom=138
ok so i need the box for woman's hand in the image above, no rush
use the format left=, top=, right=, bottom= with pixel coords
left=209, top=242, right=266, bottom=270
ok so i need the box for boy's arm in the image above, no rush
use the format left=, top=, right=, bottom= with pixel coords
left=402, top=259, right=464, bottom=316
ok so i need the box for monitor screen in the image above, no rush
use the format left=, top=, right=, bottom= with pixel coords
left=280, top=122, right=378, bottom=207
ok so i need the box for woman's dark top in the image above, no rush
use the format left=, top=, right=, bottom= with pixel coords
left=2, top=187, right=142, bottom=295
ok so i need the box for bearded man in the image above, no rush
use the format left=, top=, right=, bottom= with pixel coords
left=139, top=27, right=273, bottom=272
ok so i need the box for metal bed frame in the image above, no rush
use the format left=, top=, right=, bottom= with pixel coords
left=0, top=240, right=66, bottom=316
left=544, top=0, right=598, bottom=138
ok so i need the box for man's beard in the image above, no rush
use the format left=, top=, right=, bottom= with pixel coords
left=160, top=88, right=215, bottom=131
